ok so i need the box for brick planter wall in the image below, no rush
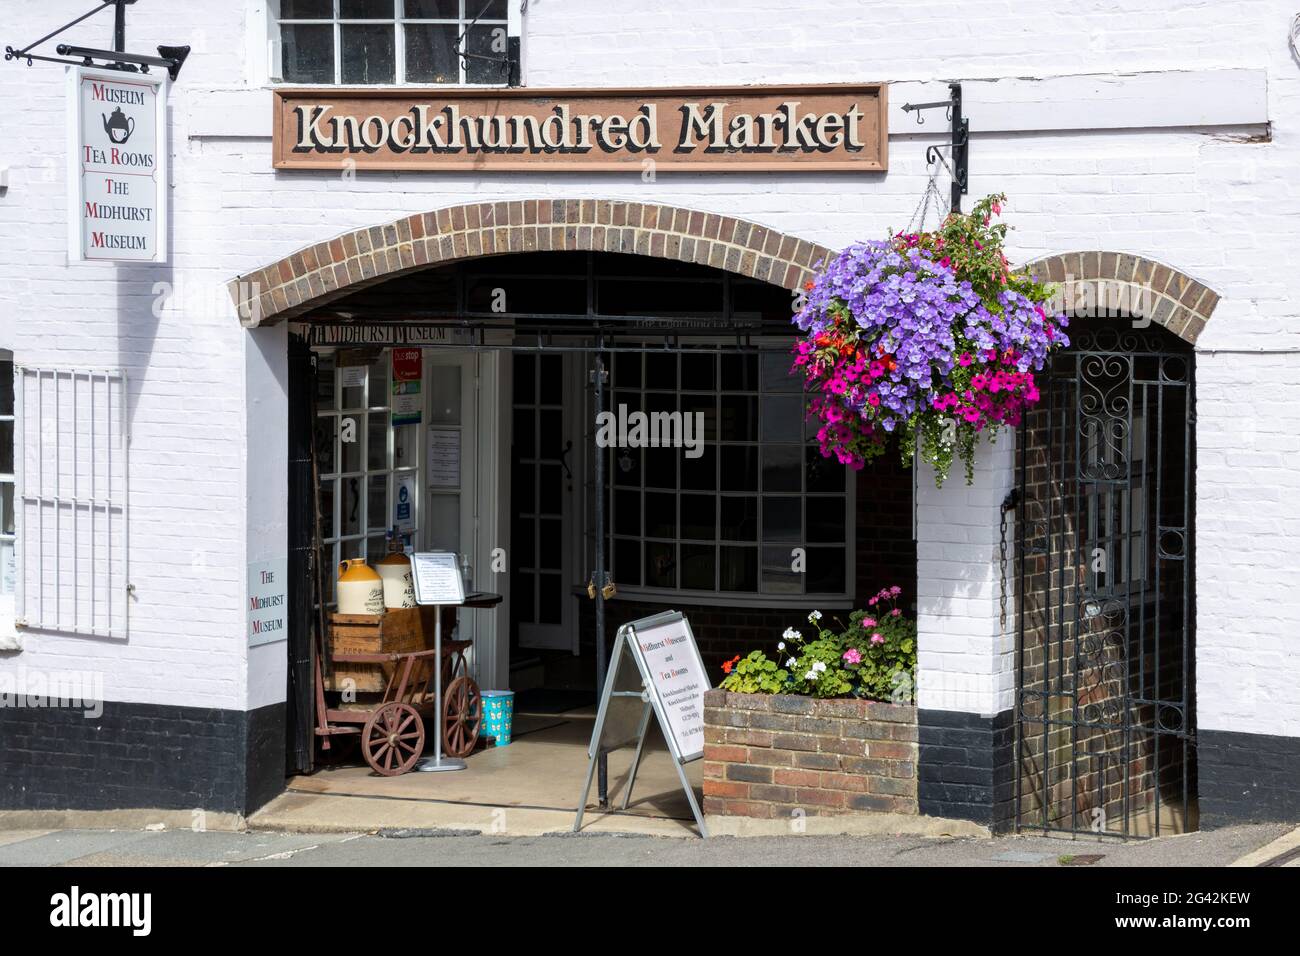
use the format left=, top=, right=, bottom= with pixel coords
left=703, top=689, right=917, bottom=819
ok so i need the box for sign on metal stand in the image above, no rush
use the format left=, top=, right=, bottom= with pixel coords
left=410, top=550, right=466, bottom=773
left=574, top=610, right=710, bottom=837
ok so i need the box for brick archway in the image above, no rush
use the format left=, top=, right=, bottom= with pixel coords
left=1025, top=252, right=1220, bottom=346
left=229, top=199, right=834, bottom=326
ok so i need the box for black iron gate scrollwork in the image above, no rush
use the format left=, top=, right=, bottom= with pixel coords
left=1014, top=322, right=1196, bottom=838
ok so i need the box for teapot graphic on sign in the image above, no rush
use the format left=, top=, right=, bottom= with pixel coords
left=102, top=107, right=134, bottom=145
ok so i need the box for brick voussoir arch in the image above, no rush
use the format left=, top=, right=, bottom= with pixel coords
left=1024, top=251, right=1221, bottom=346
left=228, top=199, right=835, bottom=327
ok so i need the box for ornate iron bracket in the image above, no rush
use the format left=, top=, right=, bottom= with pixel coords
left=902, top=82, right=969, bottom=213
left=5, top=0, right=189, bottom=81
left=453, top=1, right=521, bottom=87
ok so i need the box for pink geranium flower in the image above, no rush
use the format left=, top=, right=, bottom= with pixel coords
left=842, top=648, right=862, bottom=664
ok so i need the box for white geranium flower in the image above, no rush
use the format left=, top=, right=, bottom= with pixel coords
left=777, top=641, right=786, bottom=651
left=786, top=657, right=797, bottom=668
left=782, top=627, right=802, bottom=642
left=812, top=660, right=827, bottom=673
left=804, top=670, right=817, bottom=681
left=808, top=610, right=822, bottom=623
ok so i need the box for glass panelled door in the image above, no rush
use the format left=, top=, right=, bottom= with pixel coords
left=315, top=348, right=421, bottom=607
left=512, top=353, right=575, bottom=650
left=424, top=358, right=465, bottom=557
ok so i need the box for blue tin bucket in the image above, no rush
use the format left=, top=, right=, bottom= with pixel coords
left=481, top=690, right=515, bottom=746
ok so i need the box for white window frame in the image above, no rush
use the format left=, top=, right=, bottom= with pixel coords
left=0, top=351, right=16, bottom=648
left=268, top=0, right=515, bottom=86
left=314, top=348, right=423, bottom=608
left=595, top=344, right=857, bottom=609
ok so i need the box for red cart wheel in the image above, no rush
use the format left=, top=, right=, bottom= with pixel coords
left=442, top=676, right=482, bottom=759
left=362, top=702, right=425, bottom=776
left=442, top=648, right=468, bottom=685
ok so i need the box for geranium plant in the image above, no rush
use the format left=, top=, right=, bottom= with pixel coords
left=792, top=195, right=1068, bottom=485
left=718, top=587, right=917, bottom=704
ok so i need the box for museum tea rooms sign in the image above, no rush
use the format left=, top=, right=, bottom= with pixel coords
left=273, top=84, right=887, bottom=173
left=68, top=66, right=167, bottom=262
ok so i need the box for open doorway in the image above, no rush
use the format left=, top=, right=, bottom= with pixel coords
left=286, top=249, right=918, bottom=788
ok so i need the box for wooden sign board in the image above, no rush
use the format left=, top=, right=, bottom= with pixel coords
left=574, top=610, right=710, bottom=836
left=273, top=84, right=887, bottom=173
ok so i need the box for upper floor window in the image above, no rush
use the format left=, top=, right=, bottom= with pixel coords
left=274, top=1, right=511, bottom=86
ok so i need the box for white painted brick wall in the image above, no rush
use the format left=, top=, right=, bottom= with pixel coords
left=0, top=1, right=1295, bottom=733
left=916, top=438, right=1017, bottom=717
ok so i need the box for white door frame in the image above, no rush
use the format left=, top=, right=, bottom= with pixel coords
left=514, top=351, right=579, bottom=653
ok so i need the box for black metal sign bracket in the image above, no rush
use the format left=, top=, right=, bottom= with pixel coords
left=5, top=0, right=189, bottom=81
left=902, top=82, right=969, bottom=213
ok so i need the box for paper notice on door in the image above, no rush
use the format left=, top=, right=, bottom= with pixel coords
left=428, top=428, right=460, bottom=488
left=391, top=348, right=423, bottom=426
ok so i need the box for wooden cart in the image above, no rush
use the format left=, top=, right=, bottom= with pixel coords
left=315, top=606, right=483, bottom=776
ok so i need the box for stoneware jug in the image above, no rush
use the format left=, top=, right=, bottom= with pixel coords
left=337, top=558, right=384, bottom=615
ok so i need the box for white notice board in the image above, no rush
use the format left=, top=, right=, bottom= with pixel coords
left=410, top=551, right=464, bottom=605
left=626, top=612, right=709, bottom=762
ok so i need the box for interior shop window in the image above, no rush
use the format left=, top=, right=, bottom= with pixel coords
left=315, top=349, right=421, bottom=608
left=607, top=349, right=854, bottom=602
left=0, top=351, right=14, bottom=625
left=274, top=1, right=511, bottom=85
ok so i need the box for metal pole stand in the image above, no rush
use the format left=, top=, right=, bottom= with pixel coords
left=416, top=605, right=466, bottom=773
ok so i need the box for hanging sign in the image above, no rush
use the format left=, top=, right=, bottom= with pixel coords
left=391, top=348, right=423, bottom=426
left=67, top=66, right=167, bottom=263
left=574, top=611, right=710, bottom=836
left=273, top=84, right=887, bottom=173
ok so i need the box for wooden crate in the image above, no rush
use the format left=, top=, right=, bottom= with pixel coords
left=323, top=607, right=454, bottom=694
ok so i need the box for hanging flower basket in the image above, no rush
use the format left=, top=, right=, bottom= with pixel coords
left=792, top=195, right=1068, bottom=485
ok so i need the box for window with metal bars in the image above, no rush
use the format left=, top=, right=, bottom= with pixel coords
left=273, top=0, right=512, bottom=86
left=13, top=365, right=129, bottom=639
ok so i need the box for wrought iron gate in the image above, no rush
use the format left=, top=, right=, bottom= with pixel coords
left=1014, top=323, right=1196, bottom=837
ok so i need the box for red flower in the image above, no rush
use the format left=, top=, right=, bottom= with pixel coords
left=721, top=655, right=741, bottom=675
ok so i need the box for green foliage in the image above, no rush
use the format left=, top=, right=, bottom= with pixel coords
left=715, top=588, right=917, bottom=704
left=719, top=650, right=788, bottom=694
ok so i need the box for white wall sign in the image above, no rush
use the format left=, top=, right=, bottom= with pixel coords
left=248, top=558, right=288, bottom=646
left=67, top=66, right=167, bottom=263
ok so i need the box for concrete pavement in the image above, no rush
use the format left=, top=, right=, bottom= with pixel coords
left=0, top=821, right=1292, bottom=867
